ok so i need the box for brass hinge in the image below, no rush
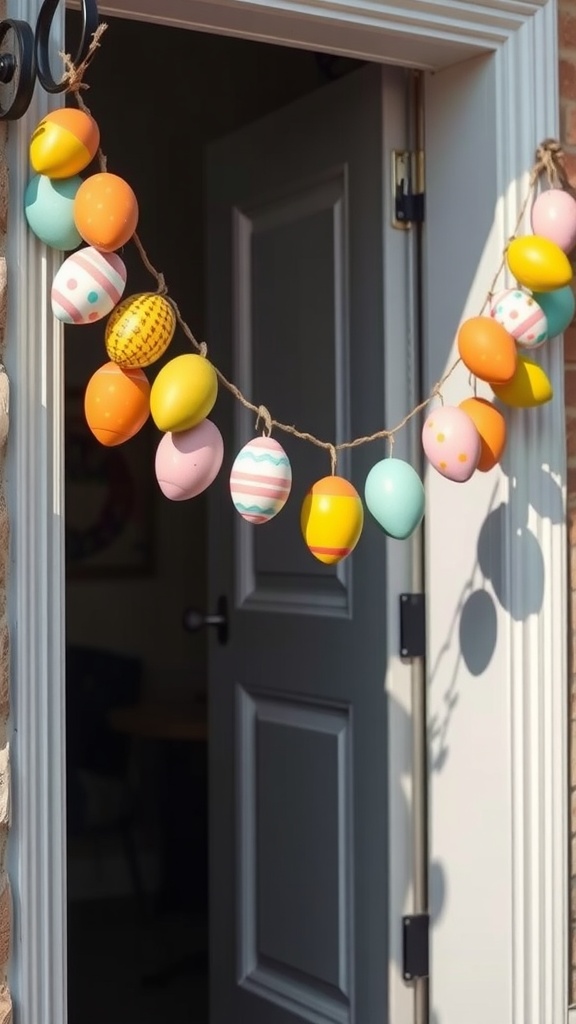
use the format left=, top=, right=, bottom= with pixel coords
left=392, top=150, right=425, bottom=229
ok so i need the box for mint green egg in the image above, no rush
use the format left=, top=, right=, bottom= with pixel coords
left=533, top=285, right=576, bottom=337
left=24, top=173, right=83, bottom=251
left=364, top=458, right=425, bottom=540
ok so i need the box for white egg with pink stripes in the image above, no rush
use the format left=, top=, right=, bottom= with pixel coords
left=230, top=436, right=292, bottom=523
left=51, top=246, right=127, bottom=325
left=489, top=288, right=548, bottom=349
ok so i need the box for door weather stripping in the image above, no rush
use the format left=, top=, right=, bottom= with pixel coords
left=392, top=150, right=425, bottom=228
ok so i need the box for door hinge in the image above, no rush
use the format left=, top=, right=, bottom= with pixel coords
left=402, top=913, right=429, bottom=981
left=392, top=150, right=425, bottom=228
left=399, top=593, right=425, bottom=658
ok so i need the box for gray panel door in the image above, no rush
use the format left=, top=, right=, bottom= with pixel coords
left=206, top=64, right=408, bottom=1024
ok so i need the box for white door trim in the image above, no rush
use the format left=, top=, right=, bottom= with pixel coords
left=5, top=2, right=565, bottom=1024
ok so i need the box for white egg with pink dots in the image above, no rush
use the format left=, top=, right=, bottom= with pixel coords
left=51, top=246, right=127, bottom=326
left=489, top=288, right=548, bottom=349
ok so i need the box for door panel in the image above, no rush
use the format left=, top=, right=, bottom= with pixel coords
left=206, top=63, right=410, bottom=1024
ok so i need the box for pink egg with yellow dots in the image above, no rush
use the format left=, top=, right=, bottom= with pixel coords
left=422, top=406, right=481, bottom=482
left=155, top=419, right=224, bottom=501
left=489, top=288, right=548, bottom=349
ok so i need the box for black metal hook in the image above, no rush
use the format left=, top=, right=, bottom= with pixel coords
left=35, top=0, right=99, bottom=93
left=0, top=0, right=98, bottom=120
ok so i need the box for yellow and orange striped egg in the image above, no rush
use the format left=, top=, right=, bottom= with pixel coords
left=105, top=293, right=176, bottom=368
left=300, top=476, right=364, bottom=564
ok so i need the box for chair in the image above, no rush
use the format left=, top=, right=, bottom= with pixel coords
left=66, top=644, right=145, bottom=905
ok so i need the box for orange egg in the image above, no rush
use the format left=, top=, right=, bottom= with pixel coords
left=457, top=316, right=517, bottom=384
left=458, top=397, right=507, bottom=472
left=74, top=172, right=139, bottom=252
left=84, top=362, right=150, bottom=446
left=30, top=108, right=100, bottom=178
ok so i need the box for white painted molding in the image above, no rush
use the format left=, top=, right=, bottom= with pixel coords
left=424, top=2, right=566, bottom=1023
left=69, top=0, right=547, bottom=69
left=5, top=2, right=67, bottom=1022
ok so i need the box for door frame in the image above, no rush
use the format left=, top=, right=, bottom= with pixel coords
left=5, top=2, right=565, bottom=1024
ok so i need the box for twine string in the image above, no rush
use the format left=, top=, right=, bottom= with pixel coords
left=62, top=34, right=565, bottom=464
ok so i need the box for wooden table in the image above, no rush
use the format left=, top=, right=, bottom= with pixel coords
left=109, top=704, right=208, bottom=742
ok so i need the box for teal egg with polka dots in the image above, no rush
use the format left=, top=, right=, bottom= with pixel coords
left=24, top=173, right=83, bottom=251
left=51, top=247, right=127, bottom=325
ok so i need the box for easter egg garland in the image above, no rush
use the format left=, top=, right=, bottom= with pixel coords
left=24, top=27, right=576, bottom=565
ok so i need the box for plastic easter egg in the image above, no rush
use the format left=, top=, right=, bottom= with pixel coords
left=458, top=397, right=507, bottom=472
left=533, top=286, right=576, bottom=337
left=489, top=289, right=548, bottom=349
left=422, top=406, right=481, bottom=482
left=84, top=362, right=150, bottom=446
left=490, top=354, right=553, bottom=407
left=105, top=293, right=176, bottom=368
left=74, top=172, right=139, bottom=252
left=301, top=476, right=364, bottom=565
left=52, top=247, right=127, bottom=325
left=457, top=316, right=517, bottom=383
left=150, top=354, right=218, bottom=433
left=24, top=173, right=83, bottom=250
left=29, top=108, right=100, bottom=179
left=506, top=235, right=572, bottom=292
left=155, top=420, right=224, bottom=500
left=364, top=458, right=425, bottom=539
left=230, top=437, right=292, bottom=523
left=531, top=189, right=576, bottom=254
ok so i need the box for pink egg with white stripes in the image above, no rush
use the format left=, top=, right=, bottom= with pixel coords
left=155, top=419, right=224, bottom=501
left=489, top=288, right=548, bottom=349
left=51, top=246, right=127, bottom=325
left=230, top=437, right=292, bottom=523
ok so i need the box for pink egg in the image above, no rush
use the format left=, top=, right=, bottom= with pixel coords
left=155, top=419, right=224, bottom=500
left=531, top=189, right=576, bottom=254
left=422, top=406, right=481, bottom=482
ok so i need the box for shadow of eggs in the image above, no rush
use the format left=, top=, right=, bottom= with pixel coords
left=155, top=420, right=224, bottom=500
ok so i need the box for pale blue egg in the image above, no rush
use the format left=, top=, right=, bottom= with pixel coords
left=364, top=458, right=425, bottom=540
left=533, top=285, right=575, bottom=338
left=24, top=173, right=83, bottom=251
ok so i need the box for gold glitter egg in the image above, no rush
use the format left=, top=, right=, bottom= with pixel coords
left=105, top=293, right=176, bottom=369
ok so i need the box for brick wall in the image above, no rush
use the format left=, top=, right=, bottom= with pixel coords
left=0, top=111, right=11, bottom=1023
left=560, top=0, right=576, bottom=1004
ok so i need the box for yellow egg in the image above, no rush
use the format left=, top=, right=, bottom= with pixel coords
left=29, top=109, right=100, bottom=179
left=300, top=476, right=364, bottom=564
left=491, top=354, right=553, bottom=407
left=506, top=235, right=573, bottom=292
left=150, top=354, right=218, bottom=432
left=105, top=293, right=176, bottom=368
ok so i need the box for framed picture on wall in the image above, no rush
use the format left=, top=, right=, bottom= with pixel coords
left=64, top=389, right=155, bottom=578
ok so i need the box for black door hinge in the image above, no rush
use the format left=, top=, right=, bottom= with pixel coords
left=403, top=913, right=429, bottom=981
left=393, top=150, right=425, bottom=228
left=399, top=593, right=425, bottom=658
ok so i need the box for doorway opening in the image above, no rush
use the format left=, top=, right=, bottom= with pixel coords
left=63, top=14, right=366, bottom=1024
